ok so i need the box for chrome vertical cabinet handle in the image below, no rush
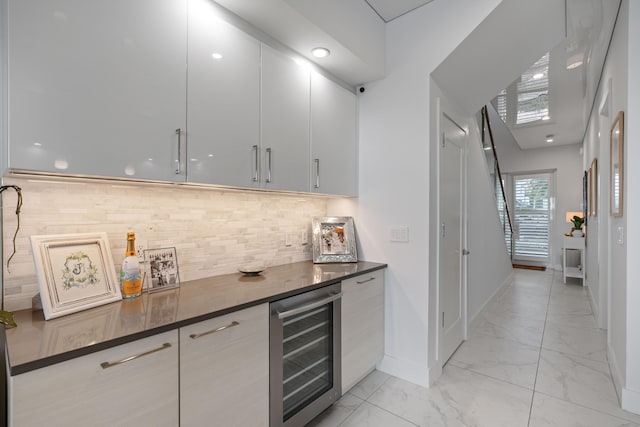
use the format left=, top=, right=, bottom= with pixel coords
left=175, top=128, right=182, bottom=174
left=252, top=145, right=259, bottom=182
left=266, top=147, right=272, bottom=183
left=314, top=158, right=320, bottom=189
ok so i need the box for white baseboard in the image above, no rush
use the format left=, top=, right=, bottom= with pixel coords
left=608, top=343, right=623, bottom=402
left=622, top=388, right=640, bottom=415
left=377, top=355, right=432, bottom=388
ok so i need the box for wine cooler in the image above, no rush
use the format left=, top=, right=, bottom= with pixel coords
left=269, top=283, right=342, bottom=427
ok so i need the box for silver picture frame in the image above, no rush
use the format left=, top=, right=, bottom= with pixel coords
left=312, top=217, right=358, bottom=263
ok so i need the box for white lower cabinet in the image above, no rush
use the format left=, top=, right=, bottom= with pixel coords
left=341, top=270, right=385, bottom=394
left=179, top=303, right=269, bottom=427
left=8, top=330, right=179, bottom=427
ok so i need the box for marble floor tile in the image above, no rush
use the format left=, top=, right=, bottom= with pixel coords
left=449, top=332, right=539, bottom=389
left=474, top=310, right=545, bottom=347
left=535, top=350, right=640, bottom=424
left=339, top=402, right=418, bottom=427
left=545, top=310, right=597, bottom=329
left=307, top=269, right=638, bottom=427
left=529, top=392, right=640, bottom=427
left=551, top=279, right=588, bottom=296
left=542, top=322, right=607, bottom=362
left=348, top=370, right=391, bottom=400
left=485, top=297, right=548, bottom=322
left=307, top=393, right=364, bottom=427
left=367, top=365, right=532, bottom=427
left=547, top=294, right=593, bottom=315
left=496, top=286, right=550, bottom=306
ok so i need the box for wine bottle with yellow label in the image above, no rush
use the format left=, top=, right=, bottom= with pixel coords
left=121, top=232, right=142, bottom=298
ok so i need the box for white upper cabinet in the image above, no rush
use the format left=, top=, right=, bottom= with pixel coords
left=310, top=72, right=358, bottom=196
left=8, top=0, right=188, bottom=181
left=186, top=0, right=260, bottom=187
left=260, top=45, right=310, bottom=192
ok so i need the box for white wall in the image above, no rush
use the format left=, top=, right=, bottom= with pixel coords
left=580, top=0, right=640, bottom=414
left=623, top=0, right=640, bottom=414
left=329, top=0, right=502, bottom=386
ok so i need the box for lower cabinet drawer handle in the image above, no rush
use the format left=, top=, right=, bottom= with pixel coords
left=100, top=342, right=172, bottom=369
left=356, top=277, right=376, bottom=284
left=189, top=320, right=240, bottom=340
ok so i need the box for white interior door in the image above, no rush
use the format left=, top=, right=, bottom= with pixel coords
left=439, top=112, right=467, bottom=364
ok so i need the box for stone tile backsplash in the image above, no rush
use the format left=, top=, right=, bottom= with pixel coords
left=2, top=177, right=327, bottom=311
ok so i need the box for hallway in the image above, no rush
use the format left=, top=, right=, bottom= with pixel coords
left=311, top=269, right=640, bottom=426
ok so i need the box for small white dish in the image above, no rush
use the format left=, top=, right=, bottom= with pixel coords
left=238, top=265, right=266, bottom=276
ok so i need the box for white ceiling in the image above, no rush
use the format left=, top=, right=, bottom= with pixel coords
left=212, top=0, right=620, bottom=150
left=365, top=0, right=435, bottom=22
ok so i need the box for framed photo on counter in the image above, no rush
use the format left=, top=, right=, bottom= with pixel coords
left=30, top=232, right=122, bottom=320
left=312, top=217, right=358, bottom=263
left=144, top=247, right=180, bottom=292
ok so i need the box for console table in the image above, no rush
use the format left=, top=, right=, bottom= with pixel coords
left=562, top=235, right=585, bottom=284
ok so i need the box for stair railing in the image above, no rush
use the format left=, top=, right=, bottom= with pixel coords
left=481, top=105, right=514, bottom=258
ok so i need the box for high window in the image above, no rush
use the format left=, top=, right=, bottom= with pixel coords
left=516, top=53, right=549, bottom=124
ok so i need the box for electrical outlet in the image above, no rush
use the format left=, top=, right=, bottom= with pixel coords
left=301, top=230, right=308, bottom=245
left=136, top=241, right=147, bottom=263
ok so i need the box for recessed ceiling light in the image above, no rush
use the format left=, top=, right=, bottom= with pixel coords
left=567, top=60, right=583, bottom=70
left=546, top=135, right=554, bottom=143
left=311, top=47, right=330, bottom=58
left=533, top=72, right=544, bottom=80
left=211, top=53, right=222, bottom=59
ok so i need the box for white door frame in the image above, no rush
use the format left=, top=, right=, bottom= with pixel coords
left=435, top=99, right=468, bottom=367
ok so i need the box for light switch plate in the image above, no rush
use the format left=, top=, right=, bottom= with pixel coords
left=617, top=226, right=624, bottom=245
left=390, top=226, right=409, bottom=242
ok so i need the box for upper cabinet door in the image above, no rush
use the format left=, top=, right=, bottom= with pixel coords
left=310, top=73, right=358, bottom=196
left=261, top=45, right=310, bottom=192
left=8, top=0, right=188, bottom=181
left=186, top=0, right=260, bottom=187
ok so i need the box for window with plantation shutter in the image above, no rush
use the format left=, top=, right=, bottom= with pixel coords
left=513, top=173, right=550, bottom=259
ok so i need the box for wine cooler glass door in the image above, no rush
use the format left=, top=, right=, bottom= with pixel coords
left=270, top=283, right=342, bottom=427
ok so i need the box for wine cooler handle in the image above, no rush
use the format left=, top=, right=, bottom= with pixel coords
left=189, top=321, right=240, bottom=340
left=277, top=292, right=343, bottom=320
left=356, top=277, right=376, bottom=284
left=175, top=128, right=182, bottom=174
left=100, top=343, right=172, bottom=369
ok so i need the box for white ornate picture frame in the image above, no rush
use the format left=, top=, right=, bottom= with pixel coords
left=312, top=217, right=358, bottom=263
left=30, top=233, right=122, bottom=320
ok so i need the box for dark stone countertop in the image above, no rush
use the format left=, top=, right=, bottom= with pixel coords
left=4, top=260, right=386, bottom=375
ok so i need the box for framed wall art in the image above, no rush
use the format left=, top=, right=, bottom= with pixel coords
left=312, top=217, right=358, bottom=263
left=610, top=111, right=624, bottom=217
left=30, top=232, right=122, bottom=320
left=144, top=247, right=180, bottom=292
left=589, top=158, right=598, bottom=216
